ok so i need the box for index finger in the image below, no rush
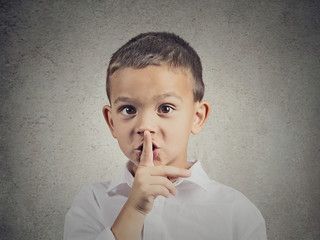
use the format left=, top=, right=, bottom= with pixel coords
left=139, top=131, right=154, bottom=167
left=149, top=166, right=191, bottom=178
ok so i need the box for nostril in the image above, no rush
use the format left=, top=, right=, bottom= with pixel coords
left=137, top=129, right=156, bottom=136
left=137, top=130, right=143, bottom=136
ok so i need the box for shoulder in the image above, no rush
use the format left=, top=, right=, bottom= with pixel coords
left=75, top=181, right=111, bottom=197
left=206, top=180, right=249, bottom=201
left=206, top=179, right=263, bottom=215
left=206, top=179, right=266, bottom=235
left=72, top=181, right=112, bottom=207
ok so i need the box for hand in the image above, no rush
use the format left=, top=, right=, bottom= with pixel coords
left=127, top=131, right=191, bottom=215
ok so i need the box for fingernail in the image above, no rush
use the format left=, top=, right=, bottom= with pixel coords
left=185, top=170, right=191, bottom=175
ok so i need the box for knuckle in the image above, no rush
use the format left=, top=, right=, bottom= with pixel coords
left=160, top=186, right=170, bottom=197
left=163, top=178, right=172, bottom=188
left=158, top=177, right=166, bottom=184
left=147, top=195, right=154, bottom=203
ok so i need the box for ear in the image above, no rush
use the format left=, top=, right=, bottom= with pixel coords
left=102, top=105, right=117, bottom=138
left=191, top=101, right=211, bottom=135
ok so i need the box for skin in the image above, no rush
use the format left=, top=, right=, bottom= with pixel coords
left=103, top=65, right=210, bottom=240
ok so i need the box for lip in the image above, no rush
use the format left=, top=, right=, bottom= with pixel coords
left=135, top=142, right=160, bottom=159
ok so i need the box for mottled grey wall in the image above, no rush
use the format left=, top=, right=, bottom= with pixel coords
left=1, top=0, right=319, bottom=239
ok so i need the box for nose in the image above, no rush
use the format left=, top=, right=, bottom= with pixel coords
left=136, top=111, right=156, bottom=136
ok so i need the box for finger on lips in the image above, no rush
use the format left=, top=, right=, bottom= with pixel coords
left=140, top=131, right=154, bottom=167
left=136, top=131, right=191, bottom=198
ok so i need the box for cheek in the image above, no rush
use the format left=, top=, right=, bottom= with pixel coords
left=113, top=121, right=135, bottom=146
left=114, top=123, right=134, bottom=154
left=173, top=111, right=194, bottom=131
left=114, top=119, right=132, bottom=134
left=164, top=115, right=193, bottom=142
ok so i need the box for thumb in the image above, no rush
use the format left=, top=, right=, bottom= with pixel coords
left=139, top=131, right=154, bottom=167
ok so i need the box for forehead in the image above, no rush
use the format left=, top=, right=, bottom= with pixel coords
left=108, top=65, right=194, bottom=104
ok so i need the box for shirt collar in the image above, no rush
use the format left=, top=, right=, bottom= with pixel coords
left=106, top=160, right=209, bottom=193
left=106, top=161, right=134, bottom=192
left=173, top=160, right=210, bottom=190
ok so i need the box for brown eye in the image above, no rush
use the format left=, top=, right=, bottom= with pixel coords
left=158, top=105, right=174, bottom=114
left=120, top=106, right=136, bottom=116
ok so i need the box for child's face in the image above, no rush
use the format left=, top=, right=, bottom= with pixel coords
left=103, top=65, right=207, bottom=170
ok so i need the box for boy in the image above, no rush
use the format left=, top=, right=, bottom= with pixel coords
left=64, top=32, right=267, bottom=240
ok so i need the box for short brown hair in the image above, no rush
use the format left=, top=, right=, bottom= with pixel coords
left=106, top=32, right=204, bottom=102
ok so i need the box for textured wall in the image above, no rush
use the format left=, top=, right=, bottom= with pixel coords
left=1, top=0, right=319, bottom=239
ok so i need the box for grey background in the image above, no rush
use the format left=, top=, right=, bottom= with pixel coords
left=1, top=0, right=319, bottom=239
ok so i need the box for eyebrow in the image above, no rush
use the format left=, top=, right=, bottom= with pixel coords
left=113, top=97, right=133, bottom=105
left=153, top=92, right=183, bottom=102
left=113, top=92, right=182, bottom=105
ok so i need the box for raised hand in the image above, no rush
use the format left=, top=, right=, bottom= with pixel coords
left=127, top=131, right=191, bottom=215
left=111, top=131, right=191, bottom=240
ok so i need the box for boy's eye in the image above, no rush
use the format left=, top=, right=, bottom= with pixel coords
left=119, top=106, right=136, bottom=116
left=158, top=105, right=174, bottom=114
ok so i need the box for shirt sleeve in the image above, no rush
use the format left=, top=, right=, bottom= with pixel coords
left=63, top=185, right=116, bottom=240
left=232, top=194, right=267, bottom=240
left=239, top=219, right=267, bottom=240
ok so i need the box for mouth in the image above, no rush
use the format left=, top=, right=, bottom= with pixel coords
left=135, top=142, right=160, bottom=159
left=137, top=143, right=157, bottom=151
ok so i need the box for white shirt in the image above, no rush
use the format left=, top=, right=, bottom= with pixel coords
left=64, top=161, right=267, bottom=240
